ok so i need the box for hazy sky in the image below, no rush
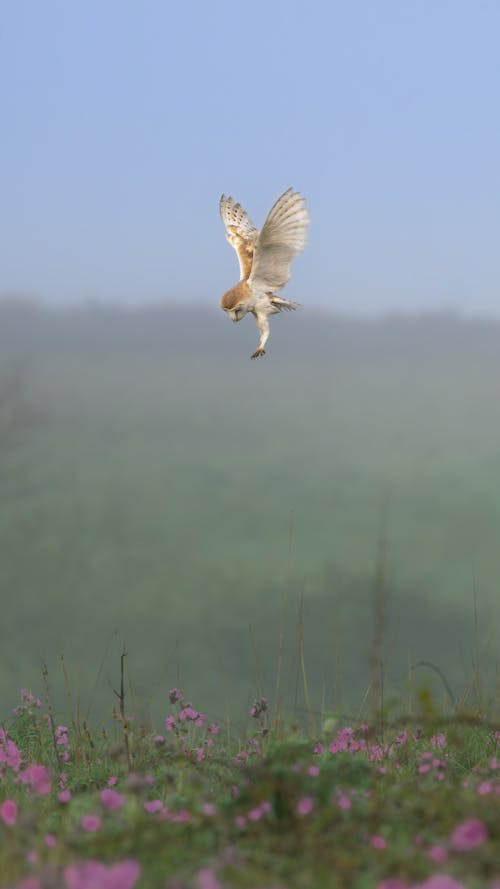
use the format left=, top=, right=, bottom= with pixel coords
left=1, top=1, right=499, bottom=315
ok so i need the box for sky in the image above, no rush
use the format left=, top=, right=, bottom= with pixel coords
left=1, top=0, right=499, bottom=315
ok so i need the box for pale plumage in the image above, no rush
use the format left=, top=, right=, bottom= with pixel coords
left=219, top=188, right=309, bottom=358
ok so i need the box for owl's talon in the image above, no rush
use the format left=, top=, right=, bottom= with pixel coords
left=251, top=348, right=266, bottom=359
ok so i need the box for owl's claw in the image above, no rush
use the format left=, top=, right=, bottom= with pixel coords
left=251, top=348, right=266, bottom=360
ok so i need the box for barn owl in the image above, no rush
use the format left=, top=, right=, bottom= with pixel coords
left=219, top=188, right=309, bottom=358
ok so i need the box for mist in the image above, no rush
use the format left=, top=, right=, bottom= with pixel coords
left=1, top=302, right=498, bottom=725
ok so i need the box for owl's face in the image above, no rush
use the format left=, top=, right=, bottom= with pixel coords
left=224, top=306, right=248, bottom=323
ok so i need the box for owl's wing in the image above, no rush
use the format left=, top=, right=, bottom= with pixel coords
left=249, top=188, right=309, bottom=292
left=220, top=195, right=259, bottom=280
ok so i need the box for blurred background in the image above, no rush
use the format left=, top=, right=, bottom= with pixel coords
left=1, top=1, right=499, bottom=727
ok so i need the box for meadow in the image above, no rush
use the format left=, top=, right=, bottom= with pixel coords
left=0, top=681, right=498, bottom=888
left=0, top=303, right=499, bottom=886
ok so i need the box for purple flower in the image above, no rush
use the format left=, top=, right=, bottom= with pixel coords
left=80, top=814, right=102, bottom=833
left=100, top=788, right=125, bottom=810
left=450, top=818, right=488, bottom=851
left=415, top=877, right=466, bottom=889
left=297, top=796, right=314, bottom=816
left=64, top=859, right=140, bottom=889
left=0, top=799, right=18, bottom=826
left=168, top=688, right=184, bottom=704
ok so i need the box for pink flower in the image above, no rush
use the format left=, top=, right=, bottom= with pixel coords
left=45, top=833, right=56, bottom=848
left=168, top=687, right=184, bottom=704
left=308, top=764, right=320, bottom=777
left=107, top=775, right=118, bottom=786
left=247, top=801, right=271, bottom=822
left=337, top=793, right=352, bottom=810
left=144, top=800, right=163, bottom=814
left=165, top=715, right=176, bottom=731
left=430, top=732, right=447, bottom=748
left=416, top=877, right=466, bottom=889
left=202, top=802, right=216, bottom=816
left=171, top=809, right=190, bottom=822
left=450, top=818, right=488, bottom=851
left=297, top=796, right=314, bottom=816
left=16, top=879, right=42, bottom=889
left=100, top=788, right=125, bottom=810
left=0, top=728, right=22, bottom=771
left=477, top=781, right=492, bottom=795
left=58, top=789, right=72, bottom=803
left=195, top=868, right=223, bottom=889
left=19, top=764, right=51, bottom=796
left=370, top=835, right=387, bottom=849
left=64, top=858, right=140, bottom=889
left=80, top=814, right=102, bottom=832
left=0, top=799, right=18, bottom=826
left=427, top=844, right=448, bottom=863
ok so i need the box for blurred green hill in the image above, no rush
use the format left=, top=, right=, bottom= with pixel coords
left=0, top=302, right=499, bottom=726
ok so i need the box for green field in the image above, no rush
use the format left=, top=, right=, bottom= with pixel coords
left=1, top=304, right=499, bottom=726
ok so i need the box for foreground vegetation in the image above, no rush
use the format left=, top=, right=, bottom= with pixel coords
left=1, top=679, right=499, bottom=889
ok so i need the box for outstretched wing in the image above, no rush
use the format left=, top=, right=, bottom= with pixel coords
left=249, top=188, right=309, bottom=292
left=220, top=195, right=259, bottom=280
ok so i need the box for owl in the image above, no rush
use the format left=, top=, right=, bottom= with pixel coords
left=219, top=188, right=309, bottom=358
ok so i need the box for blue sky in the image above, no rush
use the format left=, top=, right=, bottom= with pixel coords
left=1, top=0, right=499, bottom=314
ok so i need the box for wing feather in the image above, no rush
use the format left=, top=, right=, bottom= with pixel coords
left=249, top=188, right=309, bottom=292
left=220, top=194, right=258, bottom=280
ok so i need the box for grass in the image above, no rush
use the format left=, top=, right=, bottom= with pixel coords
left=1, top=667, right=499, bottom=889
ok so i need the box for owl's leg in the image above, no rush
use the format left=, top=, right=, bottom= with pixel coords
left=251, top=312, right=270, bottom=359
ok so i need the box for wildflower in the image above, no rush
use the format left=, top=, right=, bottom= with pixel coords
left=234, top=815, right=246, bottom=828
left=58, top=789, right=72, bottom=803
left=247, top=801, right=271, bottom=822
left=144, top=800, right=163, bottom=814
left=416, top=877, right=466, bottom=889
left=337, top=793, right=352, bottom=810
left=168, top=688, right=184, bottom=704
left=44, top=833, right=56, bottom=848
left=0, top=728, right=22, bottom=771
left=195, top=868, right=222, bottom=889
left=165, top=715, right=176, bottom=732
left=107, top=775, right=118, bottom=786
left=208, top=724, right=220, bottom=734
left=19, top=764, right=51, bottom=796
left=64, top=859, right=140, bottom=889
left=427, top=844, right=448, bottom=863
left=450, top=818, right=488, bottom=851
left=370, top=835, right=387, bottom=850
left=171, top=809, right=190, bottom=822
left=430, top=732, right=447, bottom=748
left=308, top=764, right=320, bottom=777
left=154, top=734, right=166, bottom=745
left=477, top=781, right=492, bottom=795
left=297, top=796, right=314, bottom=816
left=250, top=696, right=268, bottom=718
left=0, top=799, right=18, bottom=826
left=100, top=788, right=125, bottom=810
left=202, top=802, right=216, bottom=816
left=80, top=815, right=102, bottom=832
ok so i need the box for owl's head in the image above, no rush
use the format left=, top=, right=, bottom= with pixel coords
left=224, top=306, right=247, bottom=323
